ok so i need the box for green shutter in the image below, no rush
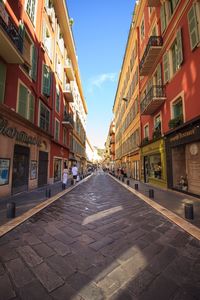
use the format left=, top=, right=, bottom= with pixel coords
left=163, top=52, right=170, bottom=83
left=0, top=62, right=6, bottom=104
left=157, top=64, right=162, bottom=85
left=176, top=28, right=183, bottom=67
left=160, top=5, right=166, bottom=33
left=31, top=45, right=38, bottom=81
left=29, top=94, right=35, bottom=123
left=42, top=64, right=51, bottom=96
left=18, top=84, right=28, bottom=118
left=188, top=5, right=199, bottom=50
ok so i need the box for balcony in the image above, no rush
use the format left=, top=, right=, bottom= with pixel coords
left=139, top=36, right=163, bottom=76
left=63, top=83, right=74, bottom=102
left=140, top=85, right=166, bottom=115
left=0, top=5, right=24, bottom=63
left=147, top=0, right=160, bottom=7
left=64, top=58, right=74, bottom=81
left=62, top=112, right=74, bottom=129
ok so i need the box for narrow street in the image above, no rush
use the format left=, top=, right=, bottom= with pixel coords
left=0, top=173, right=200, bottom=300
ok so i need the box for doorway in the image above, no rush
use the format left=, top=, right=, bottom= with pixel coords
left=38, top=151, right=48, bottom=187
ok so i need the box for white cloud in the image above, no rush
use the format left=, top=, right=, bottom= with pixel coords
left=88, top=72, right=117, bottom=93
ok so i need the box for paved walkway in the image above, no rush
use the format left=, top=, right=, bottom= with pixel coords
left=0, top=173, right=200, bottom=299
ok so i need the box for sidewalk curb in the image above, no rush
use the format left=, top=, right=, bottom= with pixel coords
left=0, top=174, right=93, bottom=238
left=108, top=174, right=200, bottom=241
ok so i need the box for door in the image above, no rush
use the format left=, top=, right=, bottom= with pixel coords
left=38, top=151, right=48, bottom=187
left=144, top=156, right=149, bottom=183
left=12, top=145, right=30, bottom=194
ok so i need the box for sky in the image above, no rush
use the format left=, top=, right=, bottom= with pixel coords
left=67, top=0, right=135, bottom=148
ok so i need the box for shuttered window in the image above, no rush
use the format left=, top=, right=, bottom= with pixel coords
left=176, top=28, right=183, bottom=66
left=0, top=62, right=6, bottom=104
left=42, top=64, right=51, bottom=97
left=18, top=84, right=35, bottom=122
left=163, top=52, right=170, bottom=83
left=39, top=101, right=50, bottom=132
left=188, top=5, right=199, bottom=50
left=55, top=119, right=60, bottom=141
left=31, top=45, right=38, bottom=81
left=55, top=88, right=60, bottom=113
left=160, top=5, right=166, bottom=33
left=26, top=0, right=36, bottom=24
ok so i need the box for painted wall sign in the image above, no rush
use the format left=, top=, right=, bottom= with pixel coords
left=0, top=116, right=41, bottom=146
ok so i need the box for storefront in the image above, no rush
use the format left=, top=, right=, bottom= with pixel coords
left=140, top=138, right=167, bottom=188
left=0, top=110, right=51, bottom=198
left=165, top=117, right=200, bottom=197
left=129, top=151, right=140, bottom=180
left=51, top=142, right=69, bottom=183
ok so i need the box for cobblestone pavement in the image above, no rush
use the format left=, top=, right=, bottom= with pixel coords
left=0, top=173, right=200, bottom=300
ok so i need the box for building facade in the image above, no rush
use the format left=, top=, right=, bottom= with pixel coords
left=0, top=0, right=87, bottom=197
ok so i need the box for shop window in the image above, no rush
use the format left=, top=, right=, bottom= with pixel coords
left=188, top=4, right=200, bottom=50
left=42, top=64, right=51, bottom=97
left=39, top=101, right=50, bottom=132
left=54, top=158, right=62, bottom=182
left=55, top=88, right=60, bottom=113
left=149, top=154, right=162, bottom=179
left=18, top=83, right=35, bottom=123
left=54, top=119, right=60, bottom=141
left=0, top=61, right=6, bottom=104
left=26, top=0, right=36, bottom=24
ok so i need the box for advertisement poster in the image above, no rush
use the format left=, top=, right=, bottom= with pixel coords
left=0, top=158, right=10, bottom=185
left=30, top=160, right=37, bottom=180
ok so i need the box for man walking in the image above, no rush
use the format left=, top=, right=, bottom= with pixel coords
left=72, top=164, right=78, bottom=185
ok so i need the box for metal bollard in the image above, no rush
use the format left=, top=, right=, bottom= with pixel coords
left=7, top=202, right=16, bottom=218
left=184, top=203, right=194, bottom=220
left=46, top=188, right=49, bottom=198
left=135, top=183, right=138, bottom=190
left=48, top=189, right=51, bottom=198
left=127, top=179, right=130, bottom=186
left=149, top=189, right=154, bottom=199
left=122, top=177, right=124, bottom=183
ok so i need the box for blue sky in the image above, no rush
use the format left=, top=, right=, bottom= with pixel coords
left=67, top=0, right=135, bottom=148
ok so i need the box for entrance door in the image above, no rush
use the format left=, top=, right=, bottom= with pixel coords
left=38, top=151, right=48, bottom=187
left=12, top=145, right=30, bottom=194
left=144, top=156, right=149, bottom=183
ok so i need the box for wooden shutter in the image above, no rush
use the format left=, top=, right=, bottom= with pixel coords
left=176, top=28, right=183, bottom=66
left=31, top=45, right=38, bottom=81
left=29, top=94, right=35, bottom=123
left=0, top=62, right=6, bottom=104
left=160, top=5, right=166, bottom=33
left=42, top=64, right=51, bottom=96
left=188, top=5, right=199, bottom=50
left=163, top=52, right=170, bottom=83
left=18, top=84, right=28, bottom=118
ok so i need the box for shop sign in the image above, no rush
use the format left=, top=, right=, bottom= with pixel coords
left=170, top=128, right=196, bottom=143
left=0, top=2, right=8, bottom=26
left=0, top=116, right=41, bottom=146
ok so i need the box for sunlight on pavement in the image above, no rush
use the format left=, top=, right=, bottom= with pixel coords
left=82, top=206, right=123, bottom=225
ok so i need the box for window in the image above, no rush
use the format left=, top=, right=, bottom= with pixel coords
left=42, top=64, right=51, bottom=97
left=31, top=45, right=38, bottom=81
left=63, top=127, right=67, bottom=145
left=154, top=115, right=161, bottom=133
left=56, top=56, right=63, bottom=82
left=160, top=1, right=180, bottom=33
left=144, top=124, right=149, bottom=138
left=55, top=88, right=60, bottom=113
left=172, top=98, right=183, bottom=118
left=140, top=18, right=145, bottom=41
left=23, top=31, right=32, bottom=67
left=0, top=61, right=6, bottom=104
left=42, top=23, right=52, bottom=59
left=39, top=101, right=50, bottom=132
left=55, top=119, right=60, bottom=141
left=26, top=0, right=36, bottom=24
left=188, top=4, right=200, bottom=50
left=17, top=84, right=35, bottom=123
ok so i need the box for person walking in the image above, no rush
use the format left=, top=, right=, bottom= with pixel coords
left=62, top=164, right=68, bottom=190
left=71, top=164, right=78, bottom=185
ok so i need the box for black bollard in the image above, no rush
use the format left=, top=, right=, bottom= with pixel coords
left=135, top=183, right=138, bottom=190
left=48, top=189, right=51, bottom=198
left=127, top=179, right=130, bottom=186
left=184, top=203, right=194, bottom=220
left=122, top=177, right=124, bottom=183
left=71, top=178, right=74, bottom=185
left=149, top=189, right=154, bottom=199
left=46, top=188, right=49, bottom=198
left=7, top=202, right=16, bottom=218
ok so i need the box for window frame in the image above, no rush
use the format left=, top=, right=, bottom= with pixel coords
left=17, top=81, right=35, bottom=123
left=26, top=0, right=37, bottom=26
left=54, top=118, right=60, bottom=141
left=39, top=100, right=50, bottom=132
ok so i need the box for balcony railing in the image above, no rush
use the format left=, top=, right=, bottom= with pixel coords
left=140, top=85, right=166, bottom=115
left=63, top=83, right=74, bottom=102
left=147, top=0, right=161, bottom=7
left=139, top=36, right=163, bottom=76
left=64, top=58, right=74, bottom=81
left=0, top=6, right=24, bottom=63
left=62, top=112, right=74, bottom=129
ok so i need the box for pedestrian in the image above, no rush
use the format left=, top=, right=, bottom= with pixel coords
left=71, top=164, right=78, bottom=184
left=62, top=163, right=68, bottom=190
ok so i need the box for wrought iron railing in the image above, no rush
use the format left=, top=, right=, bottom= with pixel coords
left=139, top=36, right=163, bottom=72
left=0, top=13, right=23, bottom=53
left=63, top=112, right=74, bottom=127
left=140, top=85, right=166, bottom=114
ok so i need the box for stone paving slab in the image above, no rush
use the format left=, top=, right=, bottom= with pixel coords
left=0, top=173, right=200, bottom=299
